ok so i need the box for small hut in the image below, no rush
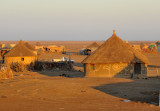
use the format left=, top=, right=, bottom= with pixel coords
left=80, top=42, right=99, bottom=55
left=24, top=41, right=37, bottom=55
left=140, top=42, right=148, bottom=52
left=4, top=40, right=37, bottom=65
left=82, top=30, right=148, bottom=78
left=132, top=45, right=141, bottom=52
left=86, top=42, right=99, bottom=52
left=156, top=41, right=160, bottom=52
left=148, top=43, right=157, bottom=53
left=45, top=45, right=66, bottom=53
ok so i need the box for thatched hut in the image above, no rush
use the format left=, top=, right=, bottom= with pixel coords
left=80, top=42, right=99, bottom=55
left=86, top=42, right=99, bottom=52
left=87, top=42, right=99, bottom=49
left=45, top=45, right=66, bottom=53
left=132, top=45, right=141, bottom=52
left=82, top=30, right=148, bottom=78
left=1, top=44, right=16, bottom=49
left=156, top=41, right=160, bottom=52
left=24, top=41, right=37, bottom=55
left=4, top=40, right=37, bottom=65
left=148, top=43, right=157, bottom=53
left=140, top=43, right=148, bottom=52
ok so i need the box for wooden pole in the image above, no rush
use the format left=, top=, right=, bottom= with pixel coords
left=159, top=90, right=160, bottom=107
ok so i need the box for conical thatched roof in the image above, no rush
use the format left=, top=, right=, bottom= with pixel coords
left=24, top=41, right=35, bottom=51
left=87, top=42, right=99, bottom=49
left=82, top=30, right=148, bottom=64
left=5, top=40, right=36, bottom=57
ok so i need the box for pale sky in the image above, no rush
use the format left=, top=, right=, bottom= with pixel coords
left=0, top=0, right=160, bottom=41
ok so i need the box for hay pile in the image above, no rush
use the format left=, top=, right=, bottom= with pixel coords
left=0, top=65, right=13, bottom=79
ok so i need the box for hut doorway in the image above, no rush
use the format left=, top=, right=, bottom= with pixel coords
left=134, top=63, right=141, bottom=74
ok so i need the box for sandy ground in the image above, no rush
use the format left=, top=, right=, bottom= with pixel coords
left=0, top=71, right=159, bottom=111
left=0, top=42, right=160, bottom=111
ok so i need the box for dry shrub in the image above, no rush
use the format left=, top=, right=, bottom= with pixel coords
left=0, top=65, right=13, bottom=79
left=10, top=62, right=34, bottom=72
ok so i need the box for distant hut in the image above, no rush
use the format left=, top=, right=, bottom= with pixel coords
left=132, top=45, right=141, bottom=52
left=45, top=45, right=66, bottom=53
left=87, top=42, right=99, bottom=51
left=24, top=41, right=37, bottom=55
left=81, top=42, right=99, bottom=55
left=0, top=44, right=15, bottom=57
left=148, top=43, right=157, bottom=53
left=140, top=43, right=148, bottom=52
left=155, top=41, right=160, bottom=53
left=1, top=44, right=16, bottom=49
left=4, top=40, right=37, bottom=65
left=82, top=30, right=148, bottom=78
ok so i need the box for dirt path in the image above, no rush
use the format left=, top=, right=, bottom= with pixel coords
left=0, top=72, right=159, bottom=111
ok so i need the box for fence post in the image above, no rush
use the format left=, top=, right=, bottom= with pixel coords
left=159, top=90, right=160, bottom=107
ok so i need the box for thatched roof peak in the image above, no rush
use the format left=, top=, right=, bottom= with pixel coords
left=113, top=29, right=116, bottom=35
left=24, top=41, right=35, bottom=51
left=82, top=30, right=148, bottom=64
left=87, top=42, right=99, bottom=49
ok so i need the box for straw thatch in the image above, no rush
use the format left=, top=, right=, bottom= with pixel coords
left=24, top=41, right=35, bottom=51
left=5, top=40, right=36, bottom=57
left=82, top=30, right=148, bottom=64
left=86, top=42, right=99, bottom=49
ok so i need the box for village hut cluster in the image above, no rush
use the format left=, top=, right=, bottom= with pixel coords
left=0, top=40, right=73, bottom=76
left=0, top=30, right=159, bottom=79
left=132, top=42, right=158, bottom=53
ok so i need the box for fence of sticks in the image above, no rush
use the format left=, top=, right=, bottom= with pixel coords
left=34, top=61, right=73, bottom=71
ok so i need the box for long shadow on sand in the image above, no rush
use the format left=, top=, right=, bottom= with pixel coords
left=36, top=70, right=85, bottom=78
left=92, top=79, right=160, bottom=105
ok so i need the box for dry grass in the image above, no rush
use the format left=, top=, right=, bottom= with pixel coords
left=0, top=65, right=13, bottom=79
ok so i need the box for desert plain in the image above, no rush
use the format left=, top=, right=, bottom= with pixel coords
left=0, top=41, right=160, bottom=111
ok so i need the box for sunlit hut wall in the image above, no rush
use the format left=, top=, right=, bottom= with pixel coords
left=4, top=40, right=37, bottom=65
left=82, top=30, right=149, bottom=78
